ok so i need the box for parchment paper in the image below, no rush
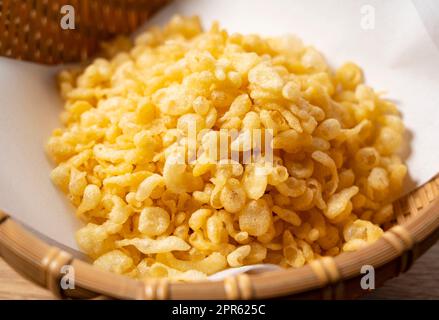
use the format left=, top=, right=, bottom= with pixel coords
left=0, top=0, right=438, bottom=277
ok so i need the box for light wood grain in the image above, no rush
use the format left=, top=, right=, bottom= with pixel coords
left=1, top=242, right=438, bottom=300
left=0, top=259, right=53, bottom=300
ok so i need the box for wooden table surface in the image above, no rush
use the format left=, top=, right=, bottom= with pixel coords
left=1, top=243, right=438, bottom=300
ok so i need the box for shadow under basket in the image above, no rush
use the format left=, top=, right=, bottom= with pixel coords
left=0, top=175, right=438, bottom=300
left=1, top=0, right=439, bottom=300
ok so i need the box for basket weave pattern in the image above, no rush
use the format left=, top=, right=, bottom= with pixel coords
left=1, top=176, right=438, bottom=299
left=0, top=0, right=168, bottom=64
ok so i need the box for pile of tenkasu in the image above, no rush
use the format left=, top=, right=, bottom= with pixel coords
left=46, top=16, right=407, bottom=281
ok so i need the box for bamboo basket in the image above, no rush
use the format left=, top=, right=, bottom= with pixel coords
left=0, top=0, right=168, bottom=64
left=1, top=0, right=439, bottom=300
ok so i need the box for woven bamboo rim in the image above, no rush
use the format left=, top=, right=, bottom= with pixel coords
left=1, top=175, right=438, bottom=299
left=1, top=0, right=439, bottom=300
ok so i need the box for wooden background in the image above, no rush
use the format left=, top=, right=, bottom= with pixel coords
left=1, top=242, right=438, bottom=300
